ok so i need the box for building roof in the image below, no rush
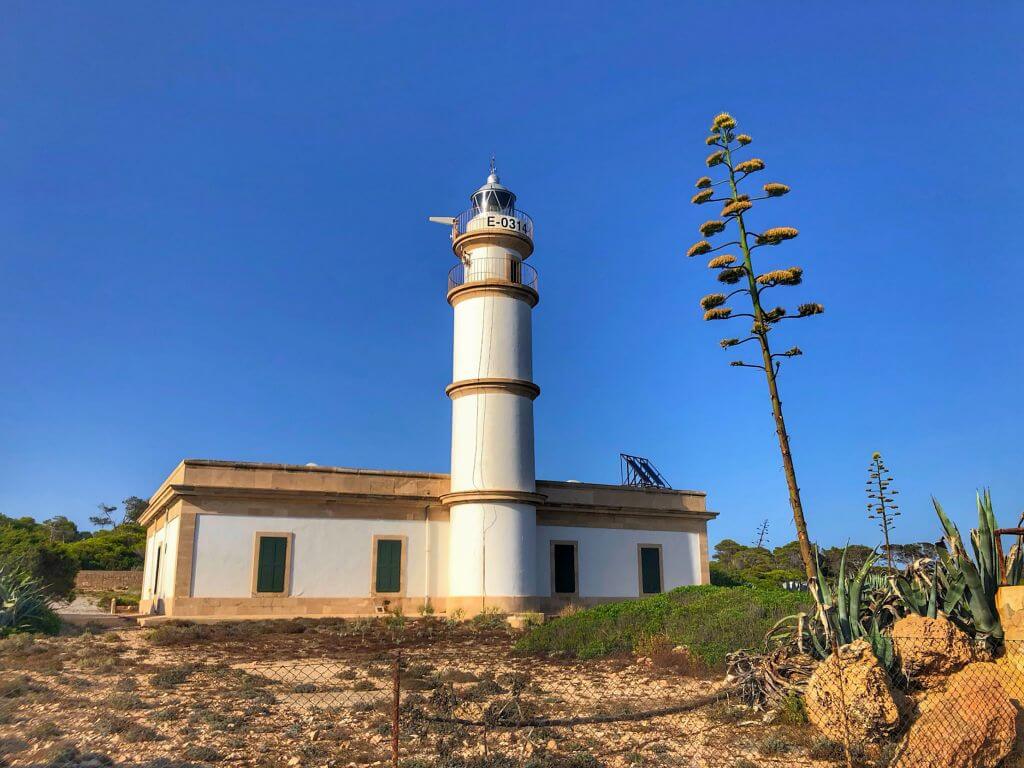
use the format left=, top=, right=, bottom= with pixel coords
left=140, top=459, right=715, bottom=528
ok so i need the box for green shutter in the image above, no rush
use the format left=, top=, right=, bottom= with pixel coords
left=375, top=539, right=402, bottom=593
left=640, top=547, right=662, bottom=594
left=257, top=536, right=288, bottom=593
left=553, top=544, right=576, bottom=594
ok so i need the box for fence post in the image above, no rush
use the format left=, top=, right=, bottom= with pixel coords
left=392, top=648, right=401, bottom=768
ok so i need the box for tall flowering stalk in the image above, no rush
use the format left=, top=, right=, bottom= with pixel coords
left=866, top=452, right=900, bottom=574
left=687, top=112, right=825, bottom=596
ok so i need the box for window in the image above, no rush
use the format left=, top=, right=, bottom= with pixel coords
left=254, top=534, right=290, bottom=595
left=639, top=545, right=663, bottom=595
left=374, top=538, right=403, bottom=594
left=551, top=542, right=578, bottom=595
left=151, top=544, right=162, bottom=594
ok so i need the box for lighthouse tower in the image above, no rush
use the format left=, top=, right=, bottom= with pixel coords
left=438, top=163, right=541, bottom=615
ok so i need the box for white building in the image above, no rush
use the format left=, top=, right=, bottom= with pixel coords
left=138, top=167, right=717, bottom=619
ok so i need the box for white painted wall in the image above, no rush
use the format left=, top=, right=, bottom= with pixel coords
left=535, top=525, right=702, bottom=597
left=452, top=294, right=532, bottom=381
left=448, top=502, right=537, bottom=597
left=450, top=392, right=536, bottom=492
left=141, top=516, right=180, bottom=606
left=190, top=514, right=449, bottom=599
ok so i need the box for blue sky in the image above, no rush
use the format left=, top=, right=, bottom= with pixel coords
left=2, top=3, right=1021, bottom=551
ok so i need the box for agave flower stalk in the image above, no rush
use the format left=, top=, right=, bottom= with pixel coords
left=687, top=113, right=826, bottom=605
left=866, top=452, right=900, bottom=574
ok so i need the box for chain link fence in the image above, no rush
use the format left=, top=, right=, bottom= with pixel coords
left=2, top=628, right=1024, bottom=767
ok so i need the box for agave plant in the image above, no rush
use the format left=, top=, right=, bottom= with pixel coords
left=0, top=567, right=59, bottom=637
left=929, top=490, right=1023, bottom=643
left=767, top=546, right=897, bottom=669
left=893, top=557, right=966, bottom=622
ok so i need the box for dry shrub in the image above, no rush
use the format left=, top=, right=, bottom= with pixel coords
left=0, top=737, right=28, bottom=757
left=184, top=745, right=223, bottom=762
left=98, top=717, right=160, bottom=742
left=635, top=632, right=710, bottom=677
left=438, top=668, right=479, bottom=684
left=150, top=663, right=195, bottom=688
left=26, top=720, right=61, bottom=740
left=0, top=674, right=37, bottom=698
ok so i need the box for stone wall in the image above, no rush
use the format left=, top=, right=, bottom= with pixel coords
left=75, top=570, right=143, bottom=592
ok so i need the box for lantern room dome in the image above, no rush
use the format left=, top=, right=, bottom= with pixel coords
left=470, top=161, right=517, bottom=214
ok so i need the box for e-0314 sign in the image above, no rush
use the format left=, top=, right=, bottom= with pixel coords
left=481, top=213, right=532, bottom=237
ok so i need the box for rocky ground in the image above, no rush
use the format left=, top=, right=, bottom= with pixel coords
left=0, top=617, right=851, bottom=767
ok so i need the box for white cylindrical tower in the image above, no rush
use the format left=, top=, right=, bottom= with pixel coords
left=439, top=164, right=542, bottom=615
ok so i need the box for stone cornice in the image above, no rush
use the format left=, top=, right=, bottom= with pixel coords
left=447, top=280, right=539, bottom=308
left=439, top=489, right=547, bottom=507
left=452, top=229, right=534, bottom=259
left=445, top=378, right=540, bottom=400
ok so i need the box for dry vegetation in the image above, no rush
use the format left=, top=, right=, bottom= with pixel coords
left=0, top=617, right=845, bottom=767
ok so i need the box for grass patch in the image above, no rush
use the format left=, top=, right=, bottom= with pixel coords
left=515, top=585, right=813, bottom=667
left=90, top=590, right=141, bottom=611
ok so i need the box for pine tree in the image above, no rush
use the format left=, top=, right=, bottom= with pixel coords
left=89, top=502, right=117, bottom=529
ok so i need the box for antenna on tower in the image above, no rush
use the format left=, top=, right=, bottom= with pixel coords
left=754, top=519, right=770, bottom=550
left=489, top=155, right=496, bottom=174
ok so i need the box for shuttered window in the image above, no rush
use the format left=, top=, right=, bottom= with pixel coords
left=640, top=546, right=662, bottom=595
left=375, top=539, right=402, bottom=593
left=256, top=536, right=288, bottom=594
left=552, top=543, right=577, bottom=594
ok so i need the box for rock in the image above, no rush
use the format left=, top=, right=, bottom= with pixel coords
left=892, top=663, right=1016, bottom=768
left=288, top=758, right=301, bottom=766
left=892, top=615, right=974, bottom=688
left=804, top=639, right=901, bottom=743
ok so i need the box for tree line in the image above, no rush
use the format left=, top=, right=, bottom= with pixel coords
left=0, top=496, right=149, bottom=601
left=711, top=537, right=938, bottom=588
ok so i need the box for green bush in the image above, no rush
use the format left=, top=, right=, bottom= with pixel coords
left=515, top=585, right=813, bottom=668
left=0, top=568, right=61, bottom=637
left=0, top=516, right=78, bottom=600
left=709, top=563, right=746, bottom=586
left=67, top=523, right=145, bottom=570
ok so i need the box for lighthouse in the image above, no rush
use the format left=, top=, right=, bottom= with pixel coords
left=437, top=163, right=541, bottom=614
left=136, top=163, right=716, bottom=623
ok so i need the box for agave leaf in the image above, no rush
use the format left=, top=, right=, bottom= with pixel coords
left=899, top=576, right=930, bottom=616
left=837, top=546, right=851, bottom=640
left=849, top=551, right=878, bottom=637
left=1007, top=542, right=1024, bottom=586
left=972, top=490, right=999, bottom=597
left=958, top=554, right=1002, bottom=640
left=927, top=569, right=938, bottom=619
left=934, top=497, right=968, bottom=560
left=943, top=578, right=966, bottom=615
left=815, top=546, right=833, bottom=607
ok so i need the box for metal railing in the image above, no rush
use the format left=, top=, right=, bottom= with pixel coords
left=447, top=256, right=538, bottom=294
left=454, top=206, right=534, bottom=240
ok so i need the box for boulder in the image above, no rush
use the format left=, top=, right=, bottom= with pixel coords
left=891, top=662, right=1016, bottom=768
left=892, top=614, right=974, bottom=688
left=804, top=639, right=901, bottom=743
